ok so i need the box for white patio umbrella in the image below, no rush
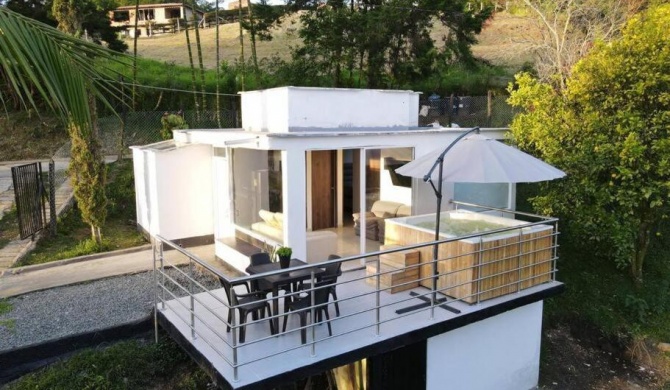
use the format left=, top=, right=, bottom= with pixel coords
left=396, top=132, right=566, bottom=184
left=393, top=127, right=565, bottom=315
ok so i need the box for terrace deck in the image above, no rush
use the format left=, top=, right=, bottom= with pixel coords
left=157, top=268, right=563, bottom=389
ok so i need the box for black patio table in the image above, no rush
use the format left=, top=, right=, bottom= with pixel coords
left=246, top=259, right=326, bottom=334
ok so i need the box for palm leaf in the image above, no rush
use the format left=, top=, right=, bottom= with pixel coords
left=0, top=8, right=130, bottom=127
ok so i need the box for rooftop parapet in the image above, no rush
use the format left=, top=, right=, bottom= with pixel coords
left=240, top=87, right=421, bottom=133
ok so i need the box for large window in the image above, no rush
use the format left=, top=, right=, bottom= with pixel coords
left=453, top=183, right=510, bottom=211
left=165, top=7, right=181, bottom=19
left=112, top=11, right=130, bottom=22
left=138, top=9, right=154, bottom=21
left=232, top=149, right=283, bottom=241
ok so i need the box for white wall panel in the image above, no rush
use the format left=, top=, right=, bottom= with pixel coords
left=426, top=302, right=543, bottom=390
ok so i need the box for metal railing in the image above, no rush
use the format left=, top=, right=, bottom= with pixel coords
left=153, top=204, right=559, bottom=383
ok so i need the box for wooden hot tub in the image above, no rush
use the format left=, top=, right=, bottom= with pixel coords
left=383, top=210, right=554, bottom=303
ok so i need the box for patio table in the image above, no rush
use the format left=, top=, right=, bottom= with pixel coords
left=246, top=259, right=326, bottom=334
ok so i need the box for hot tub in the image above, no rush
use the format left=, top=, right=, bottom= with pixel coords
left=383, top=210, right=554, bottom=303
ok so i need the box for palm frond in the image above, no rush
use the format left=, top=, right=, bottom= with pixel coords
left=0, top=8, right=130, bottom=127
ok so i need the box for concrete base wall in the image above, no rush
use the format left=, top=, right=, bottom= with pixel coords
left=426, top=301, right=543, bottom=390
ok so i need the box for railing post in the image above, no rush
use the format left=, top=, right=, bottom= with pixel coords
left=375, top=255, right=381, bottom=336
left=552, top=221, right=559, bottom=281
left=430, top=252, right=436, bottom=320
left=517, top=229, right=523, bottom=293
left=231, top=288, right=239, bottom=382
left=477, top=236, right=483, bottom=305
left=189, top=260, right=196, bottom=340
left=159, top=240, right=165, bottom=310
left=310, top=269, right=316, bottom=357
left=153, top=240, right=158, bottom=344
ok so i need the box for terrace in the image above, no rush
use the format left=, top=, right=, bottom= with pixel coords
left=153, top=203, right=564, bottom=389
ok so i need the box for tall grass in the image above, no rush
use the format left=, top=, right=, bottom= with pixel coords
left=5, top=337, right=211, bottom=390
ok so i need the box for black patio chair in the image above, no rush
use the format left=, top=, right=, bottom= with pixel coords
left=299, top=254, right=342, bottom=316
left=249, top=252, right=275, bottom=294
left=219, top=277, right=274, bottom=343
left=282, top=281, right=333, bottom=344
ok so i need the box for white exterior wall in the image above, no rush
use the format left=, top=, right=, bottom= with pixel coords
left=176, top=127, right=508, bottom=235
left=426, top=301, right=543, bottom=390
left=155, top=8, right=167, bottom=21
left=240, top=87, right=420, bottom=132
left=133, top=144, right=214, bottom=241
left=282, top=149, right=308, bottom=261
left=133, top=148, right=151, bottom=232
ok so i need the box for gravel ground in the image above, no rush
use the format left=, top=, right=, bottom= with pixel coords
left=0, top=267, right=221, bottom=351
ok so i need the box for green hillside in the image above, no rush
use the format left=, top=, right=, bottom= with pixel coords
left=131, top=11, right=537, bottom=71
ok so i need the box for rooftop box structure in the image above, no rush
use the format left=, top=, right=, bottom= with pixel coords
left=240, top=87, right=420, bottom=132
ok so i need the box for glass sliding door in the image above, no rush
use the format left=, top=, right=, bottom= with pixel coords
left=232, top=148, right=283, bottom=242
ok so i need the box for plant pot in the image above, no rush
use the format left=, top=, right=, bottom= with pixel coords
left=279, top=255, right=291, bottom=269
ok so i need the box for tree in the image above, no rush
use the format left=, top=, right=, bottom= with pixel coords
left=507, top=4, right=670, bottom=284
left=240, top=0, right=284, bottom=77
left=9, top=0, right=127, bottom=52
left=520, top=0, right=646, bottom=90
left=0, top=8, right=125, bottom=243
left=289, top=0, right=492, bottom=89
left=52, top=0, right=111, bottom=244
left=5, top=0, right=56, bottom=26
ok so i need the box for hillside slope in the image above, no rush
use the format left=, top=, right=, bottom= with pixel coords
left=132, top=11, right=538, bottom=70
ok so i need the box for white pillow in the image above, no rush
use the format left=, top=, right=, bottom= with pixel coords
left=273, top=212, right=284, bottom=229
left=258, top=209, right=275, bottom=225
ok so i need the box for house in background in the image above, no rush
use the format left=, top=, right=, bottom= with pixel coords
left=110, top=3, right=203, bottom=38
left=227, top=0, right=249, bottom=10
left=132, top=87, right=563, bottom=389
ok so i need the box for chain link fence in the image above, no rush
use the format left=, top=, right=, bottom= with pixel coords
left=419, top=94, right=516, bottom=128
left=47, top=97, right=509, bottom=183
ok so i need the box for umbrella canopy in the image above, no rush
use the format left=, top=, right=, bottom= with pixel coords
left=396, top=133, right=566, bottom=183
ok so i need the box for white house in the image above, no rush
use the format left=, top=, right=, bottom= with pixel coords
left=110, top=3, right=204, bottom=38
left=132, top=87, right=563, bottom=389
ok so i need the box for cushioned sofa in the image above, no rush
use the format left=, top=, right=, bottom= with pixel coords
left=251, top=210, right=337, bottom=264
left=353, top=200, right=411, bottom=242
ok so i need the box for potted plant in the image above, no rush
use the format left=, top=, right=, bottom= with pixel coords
left=276, top=246, right=292, bottom=269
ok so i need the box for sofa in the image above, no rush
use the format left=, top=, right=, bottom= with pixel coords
left=251, top=210, right=337, bottom=264
left=353, top=200, right=411, bottom=242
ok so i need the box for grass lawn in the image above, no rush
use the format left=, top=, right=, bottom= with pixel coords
left=0, top=208, right=19, bottom=250
left=14, top=159, right=147, bottom=267
left=0, top=299, right=14, bottom=331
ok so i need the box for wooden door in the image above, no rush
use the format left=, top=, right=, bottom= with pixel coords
left=311, top=150, right=335, bottom=230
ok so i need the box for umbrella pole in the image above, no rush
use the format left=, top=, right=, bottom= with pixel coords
left=395, top=128, right=482, bottom=316
left=432, top=161, right=443, bottom=308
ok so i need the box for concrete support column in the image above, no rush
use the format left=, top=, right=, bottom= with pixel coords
left=282, top=149, right=307, bottom=261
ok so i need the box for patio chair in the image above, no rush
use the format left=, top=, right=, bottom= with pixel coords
left=282, top=281, right=333, bottom=344
left=250, top=252, right=272, bottom=265
left=299, top=254, right=342, bottom=317
left=219, top=277, right=274, bottom=343
left=249, top=252, right=275, bottom=294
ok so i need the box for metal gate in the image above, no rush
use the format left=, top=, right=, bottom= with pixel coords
left=11, top=162, right=47, bottom=240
